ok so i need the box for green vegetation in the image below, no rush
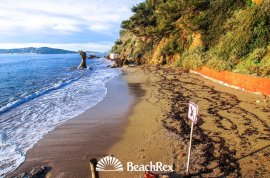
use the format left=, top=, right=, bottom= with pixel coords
left=111, top=0, right=270, bottom=78
left=161, top=33, right=185, bottom=56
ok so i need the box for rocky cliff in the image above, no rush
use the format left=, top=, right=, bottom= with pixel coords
left=111, top=0, right=270, bottom=77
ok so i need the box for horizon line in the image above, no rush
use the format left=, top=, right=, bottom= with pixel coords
left=0, top=42, right=113, bottom=53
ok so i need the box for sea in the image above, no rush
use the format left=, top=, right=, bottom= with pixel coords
left=0, top=53, right=120, bottom=177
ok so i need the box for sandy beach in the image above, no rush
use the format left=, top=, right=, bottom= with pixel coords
left=7, top=75, right=138, bottom=178
left=8, top=66, right=270, bottom=178
left=102, top=66, right=270, bottom=177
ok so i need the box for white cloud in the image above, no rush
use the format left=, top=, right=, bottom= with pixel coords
left=0, top=42, right=114, bottom=52
left=88, top=24, right=110, bottom=32
left=0, top=0, right=144, bottom=51
left=0, top=0, right=142, bottom=34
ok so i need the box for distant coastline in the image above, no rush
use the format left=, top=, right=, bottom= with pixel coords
left=0, top=47, right=76, bottom=54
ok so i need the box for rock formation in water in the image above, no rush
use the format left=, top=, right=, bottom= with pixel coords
left=88, top=54, right=100, bottom=59
left=78, top=50, right=87, bottom=69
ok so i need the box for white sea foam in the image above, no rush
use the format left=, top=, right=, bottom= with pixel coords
left=0, top=58, right=120, bottom=177
left=0, top=75, right=83, bottom=114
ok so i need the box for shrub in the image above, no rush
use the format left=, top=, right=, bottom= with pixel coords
left=206, top=55, right=233, bottom=71
left=203, top=0, right=242, bottom=47
left=212, top=8, right=254, bottom=60
left=175, top=48, right=207, bottom=70
left=161, top=34, right=185, bottom=56
left=115, top=40, right=123, bottom=45
left=244, top=0, right=254, bottom=7
left=234, top=47, right=269, bottom=76
left=211, top=4, right=270, bottom=64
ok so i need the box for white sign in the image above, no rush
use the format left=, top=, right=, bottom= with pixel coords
left=186, top=102, right=199, bottom=174
left=188, top=102, right=198, bottom=123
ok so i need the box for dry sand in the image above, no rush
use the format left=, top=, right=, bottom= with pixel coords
left=103, top=66, right=270, bottom=178
left=8, top=66, right=270, bottom=178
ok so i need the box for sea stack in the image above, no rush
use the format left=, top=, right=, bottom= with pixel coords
left=78, top=50, right=87, bottom=69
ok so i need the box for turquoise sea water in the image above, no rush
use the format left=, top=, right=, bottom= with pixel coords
left=0, top=54, right=119, bottom=177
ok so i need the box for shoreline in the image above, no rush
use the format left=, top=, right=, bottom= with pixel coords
left=7, top=65, right=270, bottom=178
left=100, top=66, right=177, bottom=178
left=7, top=74, right=140, bottom=178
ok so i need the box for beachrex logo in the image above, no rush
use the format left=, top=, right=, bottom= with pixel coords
left=127, top=162, right=173, bottom=172
left=96, top=156, right=173, bottom=172
left=96, top=155, right=124, bottom=171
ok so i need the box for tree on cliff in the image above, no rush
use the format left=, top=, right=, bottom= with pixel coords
left=78, top=50, right=87, bottom=69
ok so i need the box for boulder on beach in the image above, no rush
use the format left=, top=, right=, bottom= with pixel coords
left=110, top=58, right=124, bottom=68
left=14, top=165, right=51, bottom=178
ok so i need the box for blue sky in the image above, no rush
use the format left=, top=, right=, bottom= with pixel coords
left=0, top=0, right=143, bottom=52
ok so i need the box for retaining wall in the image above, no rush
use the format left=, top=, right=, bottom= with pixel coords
left=191, top=67, right=270, bottom=95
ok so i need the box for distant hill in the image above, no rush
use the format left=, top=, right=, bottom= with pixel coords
left=0, top=47, right=76, bottom=54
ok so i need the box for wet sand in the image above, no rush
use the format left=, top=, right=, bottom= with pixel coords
left=7, top=75, right=141, bottom=178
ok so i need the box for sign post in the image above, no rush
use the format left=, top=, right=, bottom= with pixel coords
left=186, top=102, right=199, bottom=174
